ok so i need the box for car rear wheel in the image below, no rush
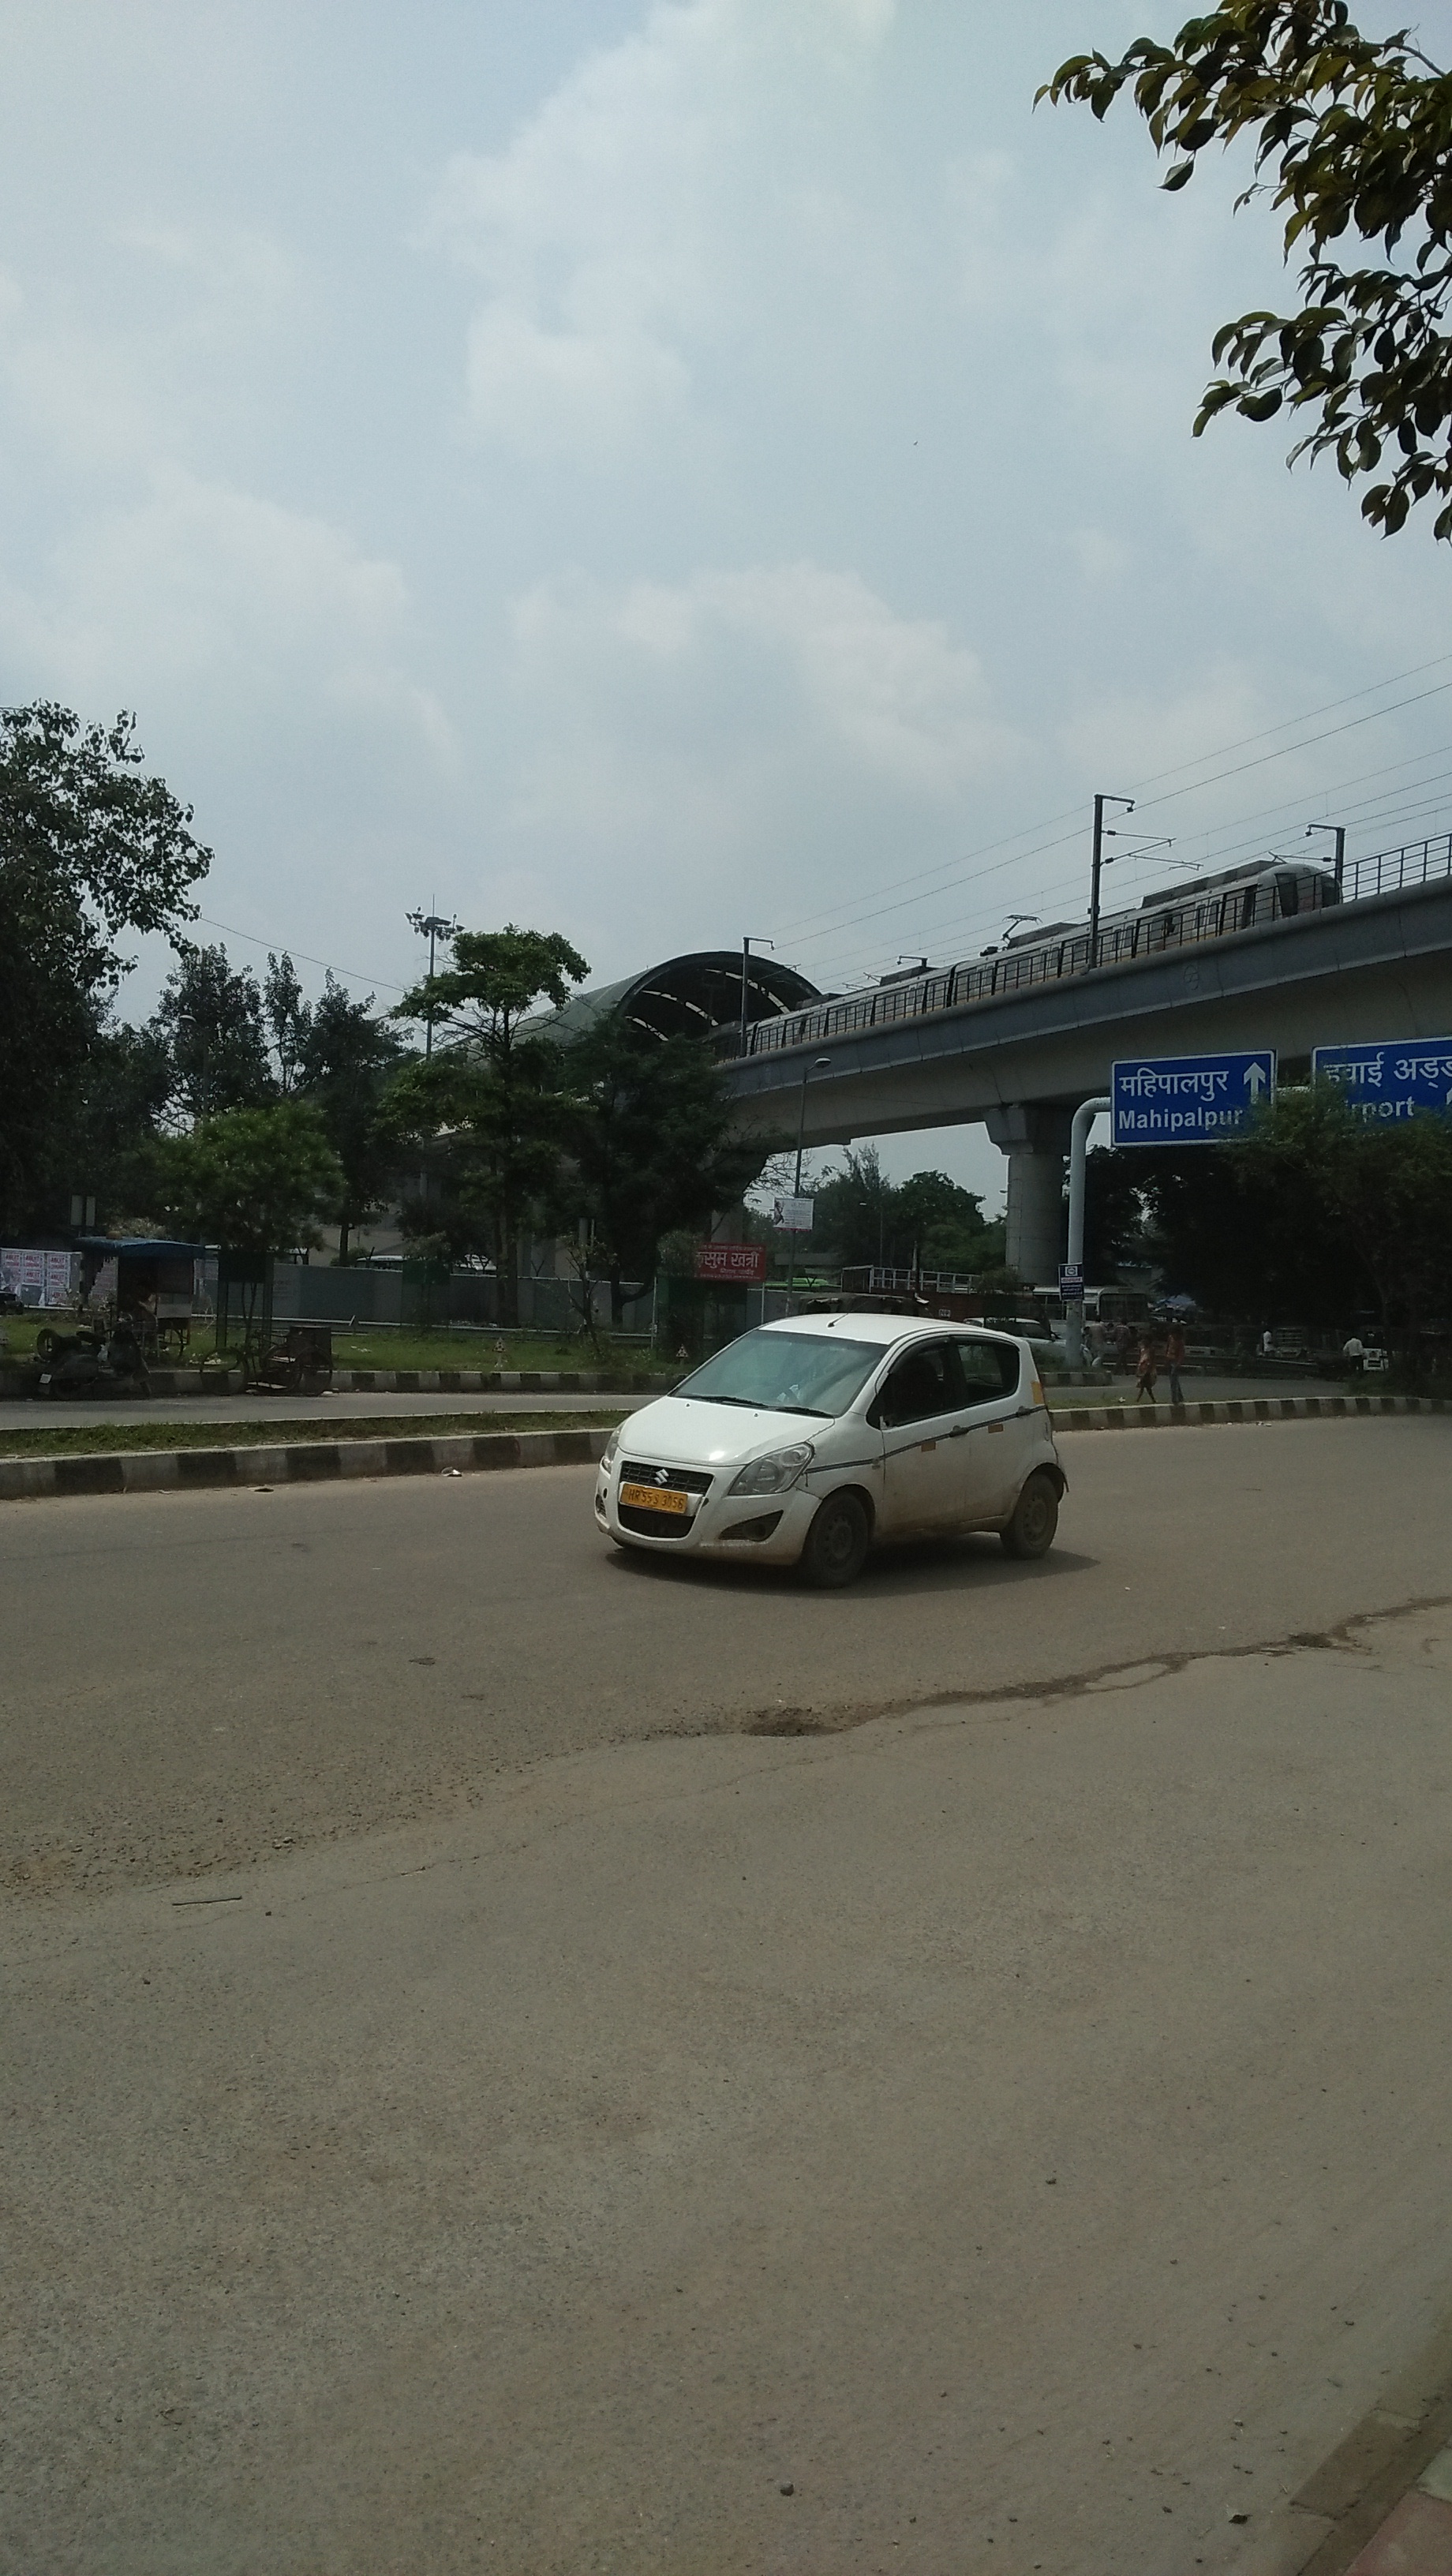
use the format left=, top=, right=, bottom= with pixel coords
left=799, top=1490, right=870, bottom=1589
left=1001, top=1470, right=1059, bottom=1560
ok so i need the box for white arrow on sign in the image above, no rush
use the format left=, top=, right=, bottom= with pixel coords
left=1243, top=1061, right=1270, bottom=1100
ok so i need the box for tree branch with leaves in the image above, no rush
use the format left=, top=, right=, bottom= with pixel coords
left=1042, top=3, right=1452, bottom=537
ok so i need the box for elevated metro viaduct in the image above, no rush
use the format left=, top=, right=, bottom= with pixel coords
left=719, top=871, right=1452, bottom=1286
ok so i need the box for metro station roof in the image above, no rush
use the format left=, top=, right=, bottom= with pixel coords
left=538, top=949, right=821, bottom=1047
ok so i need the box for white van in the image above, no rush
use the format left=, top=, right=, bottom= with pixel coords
left=595, top=1312, right=1065, bottom=1587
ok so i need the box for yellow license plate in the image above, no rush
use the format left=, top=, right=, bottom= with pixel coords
left=620, top=1481, right=690, bottom=1516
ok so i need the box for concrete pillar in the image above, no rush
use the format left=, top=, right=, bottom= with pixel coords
left=984, top=1104, right=1073, bottom=1291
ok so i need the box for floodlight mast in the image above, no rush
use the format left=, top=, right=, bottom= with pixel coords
left=406, top=905, right=462, bottom=1057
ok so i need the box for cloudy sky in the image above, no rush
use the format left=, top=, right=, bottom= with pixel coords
left=3, top=0, right=1448, bottom=1206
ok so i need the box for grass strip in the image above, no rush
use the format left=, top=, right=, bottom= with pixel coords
left=0, top=1410, right=626, bottom=1462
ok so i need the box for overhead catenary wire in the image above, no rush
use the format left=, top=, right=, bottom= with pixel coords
left=765, top=649, right=1452, bottom=952
left=773, top=668, right=1452, bottom=979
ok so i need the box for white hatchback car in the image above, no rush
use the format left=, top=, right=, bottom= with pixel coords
left=594, top=1312, right=1065, bottom=1587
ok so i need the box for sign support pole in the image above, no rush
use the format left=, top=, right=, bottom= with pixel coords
left=1065, top=1095, right=1109, bottom=1368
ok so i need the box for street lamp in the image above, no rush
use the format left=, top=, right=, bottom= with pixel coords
left=787, top=1054, right=833, bottom=1297
left=1305, top=820, right=1346, bottom=894
left=406, top=906, right=462, bottom=1058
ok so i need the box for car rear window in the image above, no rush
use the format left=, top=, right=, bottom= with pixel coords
left=957, top=1337, right=1023, bottom=1396
left=673, top=1331, right=883, bottom=1418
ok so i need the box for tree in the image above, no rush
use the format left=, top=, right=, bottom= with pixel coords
left=263, top=951, right=310, bottom=1096
left=154, top=1102, right=342, bottom=1259
left=550, top=1017, right=774, bottom=1326
left=298, top=974, right=407, bottom=1260
left=1232, top=1088, right=1452, bottom=1367
left=390, top=925, right=589, bottom=1326
left=1085, top=1133, right=1364, bottom=1322
left=810, top=1148, right=1006, bottom=1275
left=62, top=1023, right=174, bottom=1233
left=1042, top=6, right=1452, bottom=537
left=152, top=941, right=275, bottom=1123
left=0, top=702, right=210, bottom=1231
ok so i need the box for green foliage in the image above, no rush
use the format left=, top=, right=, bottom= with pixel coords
left=550, top=1018, right=775, bottom=1325
left=0, top=702, right=210, bottom=1231
left=389, top=926, right=590, bottom=1325
left=1087, top=1095, right=1452, bottom=1366
left=299, top=973, right=407, bottom=1259
left=154, top=1102, right=342, bottom=1258
left=810, top=1146, right=1006, bottom=1275
left=1233, top=1087, right=1452, bottom=1361
left=1042, top=4, right=1452, bottom=537
left=152, top=941, right=275, bottom=1121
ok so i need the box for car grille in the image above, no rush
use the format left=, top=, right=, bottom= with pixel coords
left=616, top=1460, right=713, bottom=1542
left=619, top=1461, right=714, bottom=1493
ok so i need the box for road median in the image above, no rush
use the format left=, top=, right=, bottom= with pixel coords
left=1, top=1391, right=1445, bottom=1502
left=0, top=1426, right=613, bottom=1502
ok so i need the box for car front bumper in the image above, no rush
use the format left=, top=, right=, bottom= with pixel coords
left=596, top=1465, right=821, bottom=1565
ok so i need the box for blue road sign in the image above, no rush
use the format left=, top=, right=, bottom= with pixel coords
left=1312, top=1037, right=1452, bottom=1121
left=1111, top=1050, right=1275, bottom=1147
left=1058, top=1263, right=1083, bottom=1301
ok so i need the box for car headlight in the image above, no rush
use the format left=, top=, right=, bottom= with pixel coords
left=602, top=1425, right=622, bottom=1468
left=728, top=1440, right=814, bottom=1497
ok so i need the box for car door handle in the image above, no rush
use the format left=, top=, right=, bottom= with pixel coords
left=949, top=1423, right=970, bottom=1438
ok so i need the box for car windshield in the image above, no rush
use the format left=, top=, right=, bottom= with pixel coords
left=673, top=1330, right=882, bottom=1419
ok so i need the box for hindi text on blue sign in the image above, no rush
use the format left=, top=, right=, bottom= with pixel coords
left=1111, top=1050, right=1275, bottom=1147
left=1312, top=1038, right=1452, bottom=1120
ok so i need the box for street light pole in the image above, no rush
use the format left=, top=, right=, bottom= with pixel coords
left=789, top=1054, right=832, bottom=1294
left=1089, top=793, right=1136, bottom=968
left=1305, top=820, right=1346, bottom=894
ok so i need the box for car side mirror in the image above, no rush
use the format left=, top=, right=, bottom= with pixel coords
left=866, top=1395, right=884, bottom=1428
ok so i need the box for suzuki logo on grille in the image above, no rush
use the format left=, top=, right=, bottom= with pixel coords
left=654, top=1469, right=670, bottom=1485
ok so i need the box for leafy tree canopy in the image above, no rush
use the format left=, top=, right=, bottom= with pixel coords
left=151, top=942, right=275, bottom=1123
left=0, top=703, right=210, bottom=1232
left=810, top=1147, right=1005, bottom=1275
left=1042, top=3, right=1452, bottom=537
left=154, top=1102, right=342, bottom=1259
left=550, top=1017, right=775, bottom=1324
left=389, top=926, right=589, bottom=1324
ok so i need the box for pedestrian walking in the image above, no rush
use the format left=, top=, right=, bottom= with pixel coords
left=1166, top=1322, right=1186, bottom=1405
left=1133, top=1334, right=1158, bottom=1403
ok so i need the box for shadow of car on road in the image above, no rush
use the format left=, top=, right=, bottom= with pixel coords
left=604, top=1533, right=1099, bottom=1600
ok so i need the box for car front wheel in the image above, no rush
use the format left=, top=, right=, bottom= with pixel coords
left=799, top=1489, right=871, bottom=1589
left=1001, top=1470, right=1059, bottom=1560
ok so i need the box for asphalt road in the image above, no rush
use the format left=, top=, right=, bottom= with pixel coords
left=5, top=1417, right=1452, bottom=2574
left=2, top=1413, right=1448, bottom=1906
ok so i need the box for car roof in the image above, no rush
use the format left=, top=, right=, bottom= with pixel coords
left=758, top=1312, right=1021, bottom=1349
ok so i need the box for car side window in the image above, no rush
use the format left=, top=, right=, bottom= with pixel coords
left=877, top=1340, right=965, bottom=1428
left=956, top=1338, right=1022, bottom=1398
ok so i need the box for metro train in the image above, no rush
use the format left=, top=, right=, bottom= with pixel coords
left=739, top=855, right=1342, bottom=1060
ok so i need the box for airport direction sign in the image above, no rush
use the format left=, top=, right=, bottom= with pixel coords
left=1111, top=1049, right=1275, bottom=1147
left=1312, top=1037, right=1452, bottom=1121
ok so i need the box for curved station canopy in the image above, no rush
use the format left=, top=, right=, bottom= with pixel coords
left=541, top=948, right=821, bottom=1048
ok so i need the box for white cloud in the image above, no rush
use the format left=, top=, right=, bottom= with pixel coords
left=496, top=559, right=1015, bottom=962
left=425, top=0, right=896, bottom=459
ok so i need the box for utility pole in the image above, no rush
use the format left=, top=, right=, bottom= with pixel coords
left=1305, top=821, right=1346, bottom=894
left=406, top=906, right=462, bottom=1058
left=1089, top=793, right=1136, bottom=968
left=739, top=935, right=773, bottom=1058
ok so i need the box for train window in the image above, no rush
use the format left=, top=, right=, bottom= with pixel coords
left=1275, top=873, right=1300, bottom=916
